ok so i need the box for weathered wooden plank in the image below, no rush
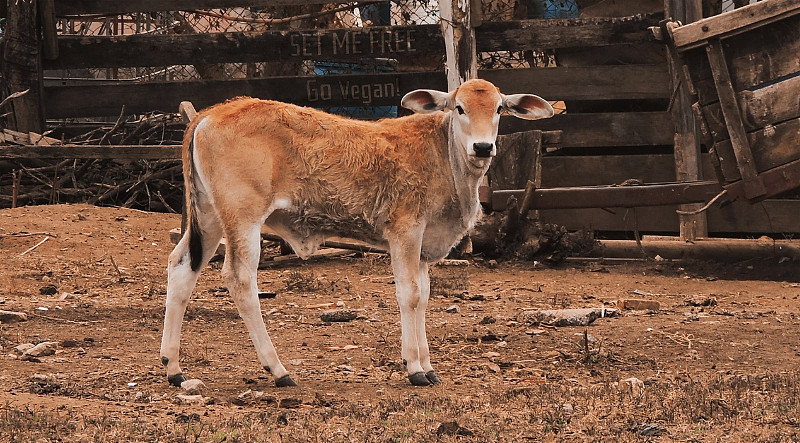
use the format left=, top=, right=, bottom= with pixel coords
left=500, top=112, right=673, bottom=148
left=44, top=72, right=445, bottom=118
left=45, top=26, right=442, bottom=69
left=0, top=144, right=181, bottom=159
left=698, top=73, right=800, bottom=141
left=46, top=16, right=662, bottom=70
left=684, top=13, right=800, bottom=105
left=43, top=66, right=668, bottom=118
left=712, top=117, right=800, bottom=183
left=485, top=65, right=669, bottom=100
left=476, top=15, right=662, bottom=51
left=54, top=0, right=343, bottom=16
left=492, top=130, right=542, bottom=190
left=664, top=0, right=706, bottom=241
left=539, top=199, right=800, bottom=234
left=671, top=0, right=800, bottom=51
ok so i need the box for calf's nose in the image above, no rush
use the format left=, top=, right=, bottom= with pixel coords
left=473, top=142, right=494, bottom=157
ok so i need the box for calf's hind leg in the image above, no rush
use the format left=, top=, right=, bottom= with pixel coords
left=160, top=217, right=223, bottom=386
left=223, top=223, right=295, bottom=387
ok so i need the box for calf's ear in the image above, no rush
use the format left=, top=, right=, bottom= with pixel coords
left=401, top=89, right=453, bottom=114
left=502, top=94, right=554, bottom=120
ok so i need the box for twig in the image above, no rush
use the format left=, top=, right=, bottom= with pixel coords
left=0, top=231, right=54, bottom=239
left=99, top=105, right=127, bottom=145
left=0, top=89, right=30, bottom=109
left=109, top=255, right=124, bottom=280
left=20, top=236, right=50, bottom=256
left=28, top=312, right=95, bottom=325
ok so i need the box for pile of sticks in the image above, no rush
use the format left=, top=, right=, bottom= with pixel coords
left=0, top=112, right=186, bottom=212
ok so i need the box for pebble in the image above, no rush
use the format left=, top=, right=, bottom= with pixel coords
left=445, top=305, right=460, bottom=314
left=320, top=309, right=359, bottom=323
left=22, top=341, right=58, bottom=358
left=174, top=394, right=207, bottom=406
left=180, top=378, right=206, bottom=395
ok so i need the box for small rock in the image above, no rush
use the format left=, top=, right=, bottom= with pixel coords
left=620, top=299, right=660, bottom=312
left=174, top=394, right=207, bottom=406
left=60, top=339, right=81, bottom=348
left=181, top=378, right=206, bottom=394
left=0, top=310, right=28, bottom=323
left=635, top=423, right=666, bottom=437
left=444, top=305, right=460, bottom=314
left=279, top=397, right=302, bottom=409
left=320, top=309, right=359, bottom=323
left=620, top=377, right=645, bottom=396
left=685, top=296, right=717, bottom=307
left=22, top=341, right=58, bottom=359
left=478, top=315, right=496, bottom=325
left=562, top=403, right=574, bottom=414
left=58, top=293, right=75, bottom=301
left=39, top=285, right=58, bottom=296
left=14, top=343, right=34, bottom=355
left=436, top=421, right=474, bottom=436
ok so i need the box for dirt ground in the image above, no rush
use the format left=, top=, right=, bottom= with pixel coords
left=1, top=203, right=800, bottom=442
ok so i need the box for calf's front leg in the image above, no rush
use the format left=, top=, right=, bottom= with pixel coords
left=388, top=227, right=441, bottom=386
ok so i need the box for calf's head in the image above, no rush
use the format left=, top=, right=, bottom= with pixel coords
left=401, top=79, right=554, bottom=168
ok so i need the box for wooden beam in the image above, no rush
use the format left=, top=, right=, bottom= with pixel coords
left=4, top=144, right=180, bottom=159
left=484, top=65, right=669, bottom=100
left=705, top=39, right=765, bottom=199
left=46, top=25, right=444, bottom=69
left=501, top=112, right=673, bottom=148
left=44, top=72, right=446, bottom=118
left=46, top=17, right=661, bottom=71
left=477, top=15, right=662, bottom=51
left=665, top=0, right=706, bottom=241
left=0, top=144, right=181, bottom=159
left=39, top=0, right=59, bottom=60
left=54, top=0, right=352, bottom=16
left=670, top=0, right=800, bottom=51
left=2, top=0, right=45, bottom=133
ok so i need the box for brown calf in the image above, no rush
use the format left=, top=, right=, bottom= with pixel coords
left=160, top=79, right=554, bottom=387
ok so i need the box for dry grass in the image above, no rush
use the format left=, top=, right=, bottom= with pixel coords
left=4, top=372, right=800, bottom=442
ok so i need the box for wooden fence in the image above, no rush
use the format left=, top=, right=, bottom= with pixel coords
left=1, top=0, right=798, bottom=236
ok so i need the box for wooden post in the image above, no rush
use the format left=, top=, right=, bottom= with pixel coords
left=2, top=0, right=45, bottom=133
left=665, top=0, right=706, bottom=241
left=439, top=0, right=479, bottom=89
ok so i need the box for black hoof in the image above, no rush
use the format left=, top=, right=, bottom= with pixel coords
left=275, top=374, right=297, bottom=387
left=408, top=372, right=432, bottom=386
left=167, top=373, right=186, bottom=387
left=425, top=371, right=442, bottom=385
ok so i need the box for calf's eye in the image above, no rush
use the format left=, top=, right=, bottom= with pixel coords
left=497, top=106, right=503, bottom=114
left=455, top=105, right=465, bottom=115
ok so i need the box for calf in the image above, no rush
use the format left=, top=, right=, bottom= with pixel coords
left=160, top=79, right=554, bottom=387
